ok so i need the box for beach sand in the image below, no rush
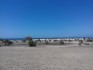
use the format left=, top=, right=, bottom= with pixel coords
left=0, top=45, right=93, bottom=70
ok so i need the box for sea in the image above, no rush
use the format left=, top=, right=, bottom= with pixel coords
left=0, top=37, right=93, bottom=40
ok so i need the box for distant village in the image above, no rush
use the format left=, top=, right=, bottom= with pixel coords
left=0, top=37, right=93, bottom=47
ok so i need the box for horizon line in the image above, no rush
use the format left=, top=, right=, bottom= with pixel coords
left=1, top=36, right=93, bottom=39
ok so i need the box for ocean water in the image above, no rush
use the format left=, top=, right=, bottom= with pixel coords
left=2, top=38, right=25, bottom=40
left=1, top=37, right=92, bottom=40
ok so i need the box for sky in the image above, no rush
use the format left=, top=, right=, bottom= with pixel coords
left=0, top=0, right=93, bottom=38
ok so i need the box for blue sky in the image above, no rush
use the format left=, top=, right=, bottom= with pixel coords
left=0, top=0, right=93, bottom=38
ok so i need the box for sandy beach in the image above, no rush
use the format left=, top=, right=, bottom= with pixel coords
left=1, top=0, right=93, bottom=70
left=0, top=45, right=93, bottom=70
